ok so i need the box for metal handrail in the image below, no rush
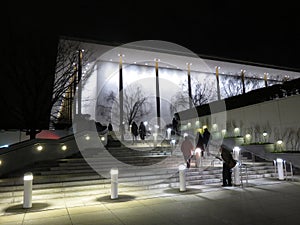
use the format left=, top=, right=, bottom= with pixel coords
left=240, top=163, right=249, bottom=187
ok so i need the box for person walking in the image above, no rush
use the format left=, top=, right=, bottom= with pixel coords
left=203, top=128, right=211, bottom=156
left=181, top=136, right=194, bottom=168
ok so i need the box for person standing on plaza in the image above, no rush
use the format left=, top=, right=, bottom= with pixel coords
left=181, top=135, right=194, bottom=168
left=219, top=145, right=236, bottom=187
left=131, top=121, right=139, bottom=144
left=139, top=121, right=146, bottom=143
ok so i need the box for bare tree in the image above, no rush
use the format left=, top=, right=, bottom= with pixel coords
left=221, top=74, right=243, bottom=97
left=99, top=84, right=151, bottom=130
left=170, top=78, right=215, bottom=115
left=51, top=39, right=94, bottom=128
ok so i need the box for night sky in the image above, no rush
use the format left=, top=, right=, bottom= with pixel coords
left=1, top=1, right=299, bottom=129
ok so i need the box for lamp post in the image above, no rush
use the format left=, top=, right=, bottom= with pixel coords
left=77, top=49, right=83, bottom=115
left=264, top=73, right=268, bottom=88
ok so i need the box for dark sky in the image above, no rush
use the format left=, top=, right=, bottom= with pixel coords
left=5, top=1, right=300, bottom=70
left=1, top=1, right=299, bottom=129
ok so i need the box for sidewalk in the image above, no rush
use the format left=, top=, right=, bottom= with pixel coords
left=1, top=177, right=300, bottom=225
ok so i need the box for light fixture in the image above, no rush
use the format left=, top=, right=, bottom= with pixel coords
left=61, top=145, right=67, bottom=151
left=36, top=145, right=43, bottom=151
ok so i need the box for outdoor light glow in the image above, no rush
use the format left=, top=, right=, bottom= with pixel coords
left=0, top=160, right=2, bottom=165
left=61, top=145, right=67, bottom=151
left=212, top=123, right=218, bottom=129
left=263, top=132, right=268, bottom=137
left=144, top=121, right=148, bottom=126
left=183, top=133, right=188, bottom=137
left=276, top=158, right=283, bottom=163
left=245, top=134, right=251, bottom=139
left=178, top=164, right=186, bottom=171
left=203, top=125, right=207, bottom=129
left=36, top=145, right=43, bottom=151
left=154, top=125, right=159, bottom=129
left=100, top=136, right=106, bottom=141
left=195, top=148, right=201, bottom=154
left=0, top=144, right=9, bottom=148
left=110, top=168, right=119, bottom=175
left=233, top=146, right=241, bottom=152
left=277, top=140, right=283, bottom=145
left=24, top=172, right=33, bottom=181
left=221, top=129, right=226, bottom=135
left=85, top=135, right=90, bottom=140
left=171, top=139, right=176, bottom=144
left=167, top=128, right=172, bottom=132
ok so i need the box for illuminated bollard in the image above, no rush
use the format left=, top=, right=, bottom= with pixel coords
left=233, top=146, right=240, bottom=186
left=153, top=133, right=158, bottom=147
left=179, top=164, right=186, bottom=192
left=110, top=168, right=119, bottom=199
left=167, top=128, right=172, bottom=140
left=23, top=172, right=33, bottom=209
left=276, top=158, right=284, bottom=180
left=195, top=148, right=202, bottom=168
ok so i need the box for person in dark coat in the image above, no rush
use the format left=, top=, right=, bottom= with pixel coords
left=131, top=121, right=139, bottom=144
left=196, top=131, right=205, bottom=157
left=203, top=128, right=211, bottom=155
left=219, top=145, right=235, bottom=187
left=139, top=121, right=146, bottom=142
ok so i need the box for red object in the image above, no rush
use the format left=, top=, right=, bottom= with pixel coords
left=36, top=130, right=61, bottom=139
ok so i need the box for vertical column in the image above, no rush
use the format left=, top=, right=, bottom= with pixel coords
left=216, top=66, right=221, bottom=100
left=155, top=58, right=161, bottom=128
left=264, top=72, right=268, bottom=87
left=119, top=54, right=124, bottom=141
left=241, top=69, right=246, bottom=94
left=77, top=49, right=83, bottom=115
left=187, top=63, right=193, bottom=109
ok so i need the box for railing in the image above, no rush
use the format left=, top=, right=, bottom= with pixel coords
left=240, top=163, right=249, bottom=187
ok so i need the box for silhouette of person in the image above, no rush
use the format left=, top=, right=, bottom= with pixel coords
left=219, top=145, right=235, bottom=187
left=181, top=136, right=194, bottom=168
left=203, top=128, right=211, bottom=155
left=139, top=121, right=146, bottom=142
left=196, top=131, right=205, bottom=157
left=131, top=121, right=139, bottom=144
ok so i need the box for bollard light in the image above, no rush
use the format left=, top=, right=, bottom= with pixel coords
left=276, top=158, right=284, bottom=180
left=23, top=172, right=33, bottom=208
left=110, top=168, right=119, bottom=199
left=178, top=164, right=186, bottom=192
left=233, top=146, right=240, bottom=186
left=167, top=128, right=172, bottom=140
left=195, top=148, right=202, bottom=168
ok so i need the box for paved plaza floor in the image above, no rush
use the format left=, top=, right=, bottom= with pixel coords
left=1, top=178, right=300, bottom=225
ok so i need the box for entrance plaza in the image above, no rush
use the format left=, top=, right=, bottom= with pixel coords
left=1, top=178, right=300, bottom=225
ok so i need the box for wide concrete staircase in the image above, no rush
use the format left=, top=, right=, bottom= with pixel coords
left=0, top=142, right=276, bottom=204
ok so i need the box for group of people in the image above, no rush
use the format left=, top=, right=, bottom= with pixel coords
left=130, top=121, right=147, bottom=144
left=180, top=128, right=236, bottom=187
